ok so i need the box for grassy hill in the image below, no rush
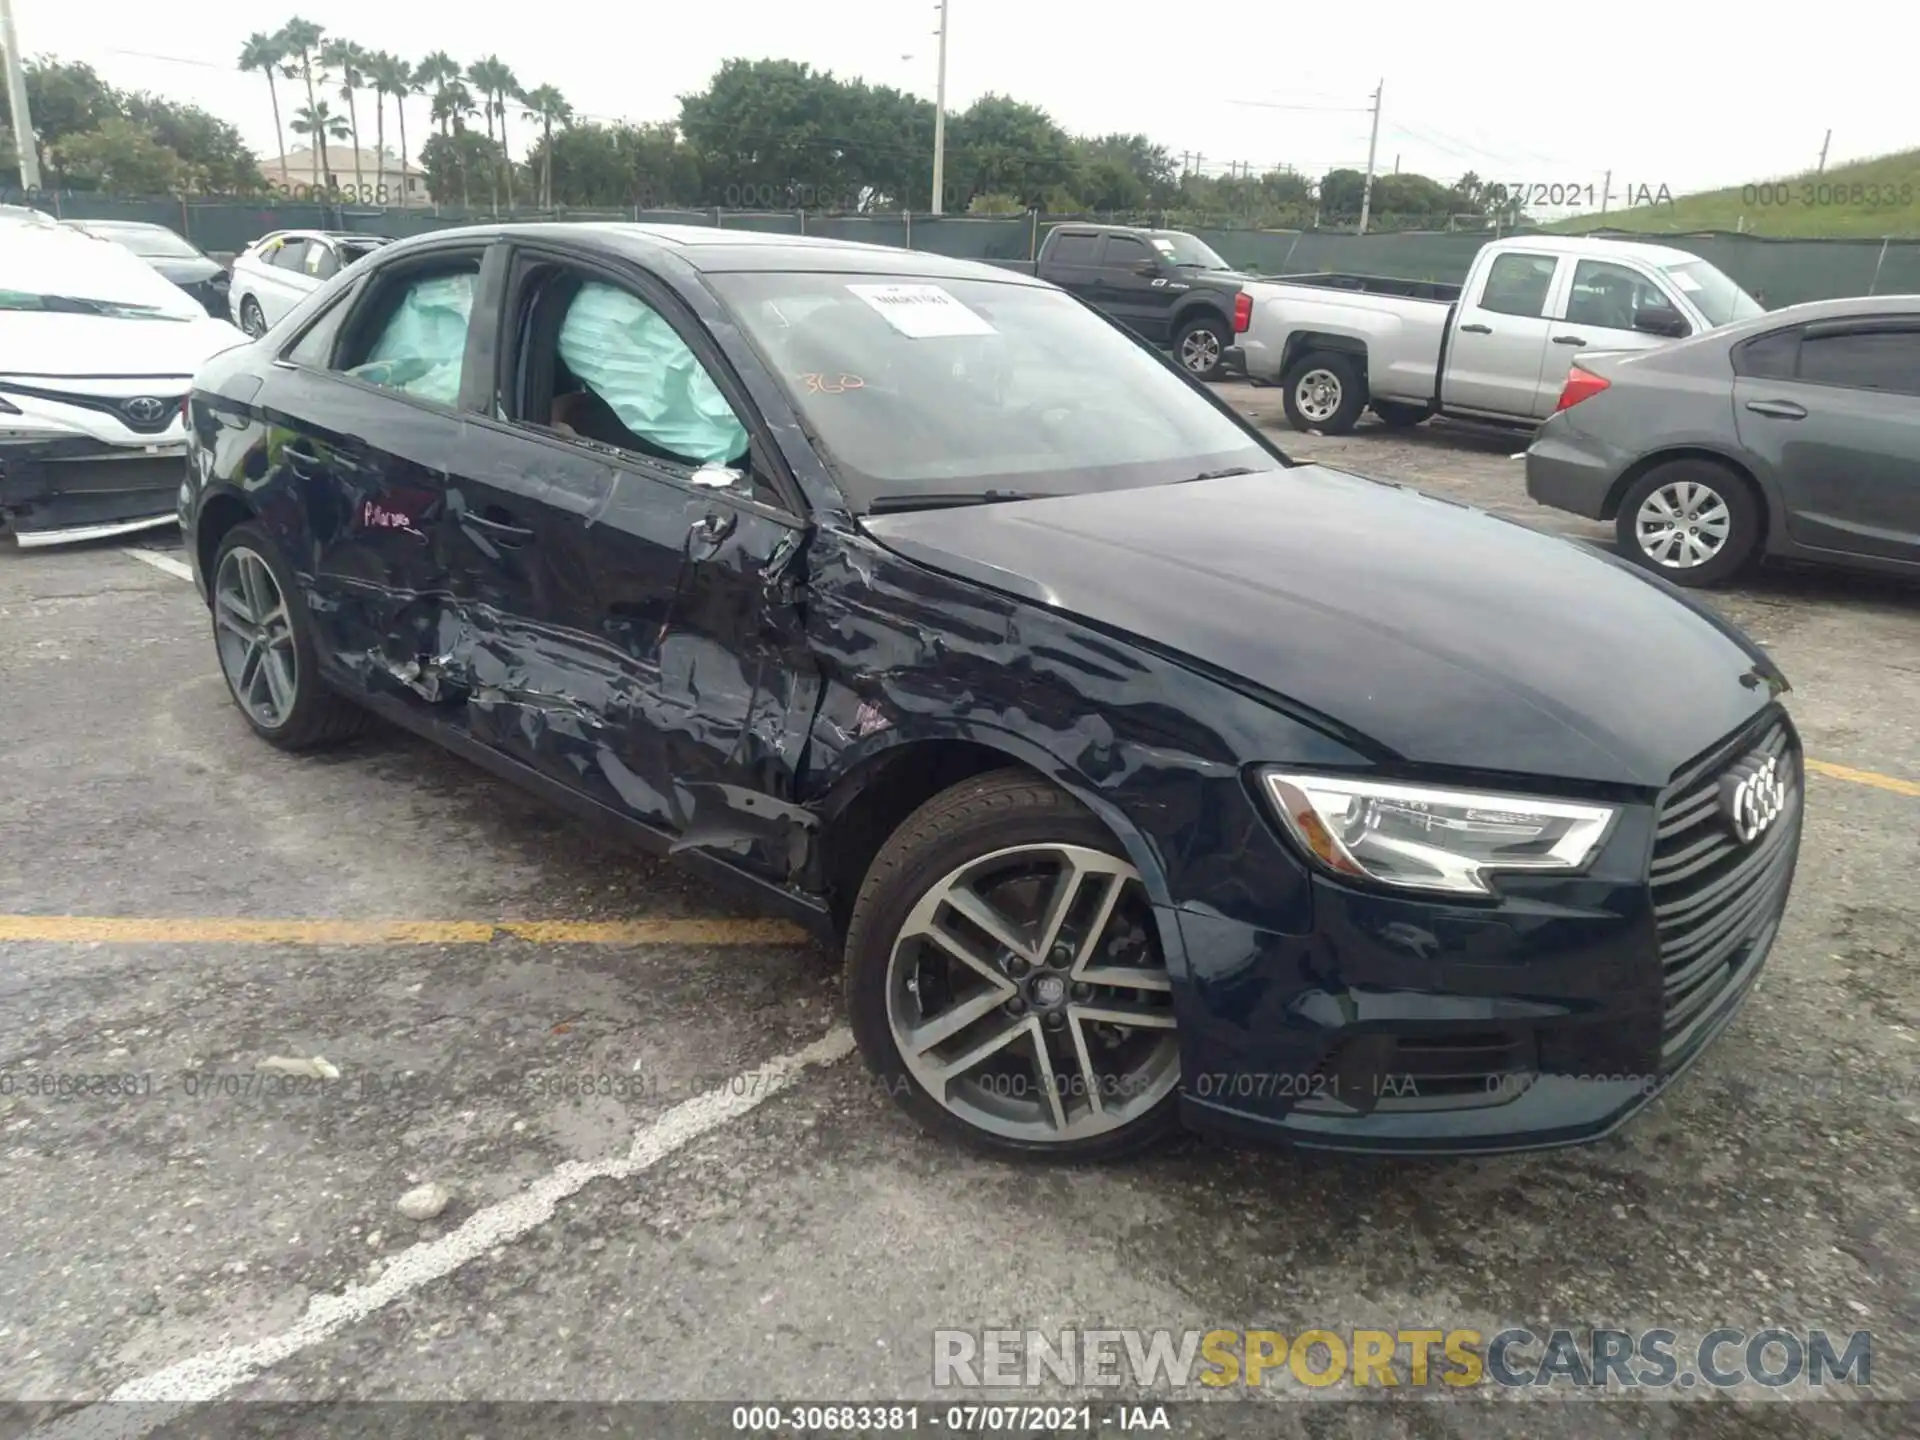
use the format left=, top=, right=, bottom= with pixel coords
left=1547, top=147, right=1920, bottom=238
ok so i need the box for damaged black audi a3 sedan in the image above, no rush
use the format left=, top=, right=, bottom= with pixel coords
left=181, top=223, right=1803, bottom=1160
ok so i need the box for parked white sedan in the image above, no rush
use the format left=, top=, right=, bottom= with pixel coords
left=228, top=230, right=392, bottom=337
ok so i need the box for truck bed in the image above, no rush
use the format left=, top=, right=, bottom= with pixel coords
left=1259, top=272, right=1462, bottom=303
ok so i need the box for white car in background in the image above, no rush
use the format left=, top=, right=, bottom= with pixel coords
left=1, top=224, right=247, bottom=546
left=228, top=229, right=393, bottom=336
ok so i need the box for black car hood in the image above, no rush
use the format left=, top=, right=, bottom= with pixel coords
left=860, top=468, right=1784, bottom=788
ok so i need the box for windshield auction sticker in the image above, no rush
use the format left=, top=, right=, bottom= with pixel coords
left=847, top=283, right=996, bottom=338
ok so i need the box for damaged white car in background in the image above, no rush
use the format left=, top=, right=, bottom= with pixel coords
left=1, top=223, right=248, bottom=547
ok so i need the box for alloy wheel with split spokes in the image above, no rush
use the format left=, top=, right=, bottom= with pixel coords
left=1616, top=459, right=1760, bottom=589
left=846, top=770, right=1185, bottom=1160
left=1633, top=479, right=1731, bottom=569
left=208, top=521, right=368, bottom=749
left=214, top=546, right=298, bottom=728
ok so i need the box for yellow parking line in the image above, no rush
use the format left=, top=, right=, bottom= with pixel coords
left=0, top=915, right=810, bottom=946
left=1805, top=759, right=1920, bottom=799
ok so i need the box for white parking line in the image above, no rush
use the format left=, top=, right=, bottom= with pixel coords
left=121, top=547, right=195, bottom=583
left=29, top=1026, right=856, bottom=1440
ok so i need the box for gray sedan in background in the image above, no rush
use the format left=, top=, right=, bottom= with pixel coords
left=1526, top=294, right=1920, bottom=587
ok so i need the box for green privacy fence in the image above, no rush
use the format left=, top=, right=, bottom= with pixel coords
left=25, top=193, right=1920, bottom=307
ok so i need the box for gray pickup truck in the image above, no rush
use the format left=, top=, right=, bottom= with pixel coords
left=1229, top=234, right=1766, bottom=433
left=997, top=224, right=1250, bottom=380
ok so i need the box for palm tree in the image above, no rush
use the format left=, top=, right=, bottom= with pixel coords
left=277, top=19, right=328, bottom=184
left=520, top=84, right=571, bottom=209
left=464, top=59, right=500, bottom=211
left=429, top=81, right=477, bottom=208
left=322, top=39, right=370, bottom=198
left=366, top=52, right=415, bottom=207
left=290, top=101, right=351, bottom=191
left=415, top=50, right=460, bottom=133
left=465, top=57, right=520, bottom=211
left=238, top=33, right=290, bottom=192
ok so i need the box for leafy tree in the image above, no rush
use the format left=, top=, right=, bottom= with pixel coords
left=120, top=93, right=267, bottom=194
left=944, top=95, right=1080, bottom=210
left=238, top=33, right=289, bottom=185
left=291, top=100, right=350, bottom=189
left=51, top=117, right=183, bottom=194
left=420, top=128, right=499, bottom=210
left=1078, top=133, right=1178, bottom=207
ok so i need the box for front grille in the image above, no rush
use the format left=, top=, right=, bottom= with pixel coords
left=1296, top=1029, right=1537, bottom=1115
left=1651, top=712, right=1801, bottom=1064
left=0, top=382, right=186, bottom=435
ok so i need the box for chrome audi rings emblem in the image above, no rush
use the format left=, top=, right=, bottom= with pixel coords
left=1720, top=754, right=1789, bottom=845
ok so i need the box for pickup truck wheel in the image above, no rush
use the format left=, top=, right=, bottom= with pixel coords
left=1173, top=316, right=1229, bottom=380
left=1281, top=353, right=1367, bottom=434
left=844, top=769, right=1182, bottom=1161
left=1370, top=399, right=1430, bottom=429
left=1616, top=460, right=1762, bottom=588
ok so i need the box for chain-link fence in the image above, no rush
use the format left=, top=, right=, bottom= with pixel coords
left=19, top=193, right=1920, bottom=307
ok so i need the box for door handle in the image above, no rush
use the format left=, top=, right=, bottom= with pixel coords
left=1460, top=323, right=1493, bottom=334
left=461, top=508, right=535, bottom=546
left=1552, top=335, right=1587, bottom=346
left=1744, top=399, right=1808, bottom=420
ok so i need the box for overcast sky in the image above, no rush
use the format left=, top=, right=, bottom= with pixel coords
left=15, top=0, right=1912, bottom=209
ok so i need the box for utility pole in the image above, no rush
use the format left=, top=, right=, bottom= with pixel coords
left=930, top=0, right=949, bottom=215
left=1392, top=154, right=1400, bottom=175
left=1817, top=129, right=1831, bottom=173
left=1600, top=168, right=1611, bottom=215
left=1, top=0, right=41, bottom=192
left=1357, top=78, right=1383, bottom=234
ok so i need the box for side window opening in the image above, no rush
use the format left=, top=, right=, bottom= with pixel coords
left=1478, top=253, right=1556, bottom=319
left=283, top=288, right=355, bottom=368
left=335, top=262, right=480, bottom=406
left=515, top=268, right=750, bottom=472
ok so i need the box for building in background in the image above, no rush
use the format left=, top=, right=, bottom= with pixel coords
left=257, top=147, right=427, bottom=204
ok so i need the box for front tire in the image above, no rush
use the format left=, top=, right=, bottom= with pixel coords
left=1173, top=315, right=1229, bottom=381
left=211, top=522, right=369, bottom=750
left=1615, top=460, right=1762, bottom=588
left=1281, top=352, right=1368, bottom=434
left=844, top=770, right=1182, bottom=1161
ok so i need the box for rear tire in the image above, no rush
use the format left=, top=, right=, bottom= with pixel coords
left=1173, top=315, right=1230, bottom=381
left=211, top=522, right=369, bottom=750
left=239, top=296, right=267, bottom=337
left=1615, top=459, right=1763, bottom=589
left=844, top=769, right=1182, bottom=1162
left=1281, top=352, right=1368, bottom=434
left=1370, top=399, right=1431, bottom=430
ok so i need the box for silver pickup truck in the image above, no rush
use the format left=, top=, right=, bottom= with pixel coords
left=1227, top=235, right=1766, bottom=433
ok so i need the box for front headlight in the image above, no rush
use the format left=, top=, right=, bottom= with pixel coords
left=1261, top=771, right=1618, bottom=896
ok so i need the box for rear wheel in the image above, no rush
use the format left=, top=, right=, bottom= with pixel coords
left=1173, top=315, right=1230, bottom=381
left=1615, top=459, right=1763, bottom=588
left=239, top=296, right=267, bottom=337
left=844, top=770, right=1182, bottom=1161
left=1281, top=352, right=1367, bottom=434
left=211, top=522, right=369, bottom=749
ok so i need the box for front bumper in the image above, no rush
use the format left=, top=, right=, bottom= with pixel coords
left=0, top=435, right=187, bottom=547
left=1168, top=709, right=1802, bottom=1154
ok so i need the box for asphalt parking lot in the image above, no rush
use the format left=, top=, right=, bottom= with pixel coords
left=3, top=382, right=1917, bottom=1436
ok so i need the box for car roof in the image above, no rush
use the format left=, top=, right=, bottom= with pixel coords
left=1720, top=291, right=1920, bottom=337
left=1500, top=234, right=1709, bottom=266
left=380, top=221, right=1050, bottom=284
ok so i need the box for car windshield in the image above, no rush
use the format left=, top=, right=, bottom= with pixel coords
left=1149, top=232, right=1232, bottom=271
left=1661, top=259, right=1765, bottom=326
left=711, top=271, right=1280, bottom=511
left=88, top=224, right=202, bottom=260
left=0, top=290, right=181, bottom=318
